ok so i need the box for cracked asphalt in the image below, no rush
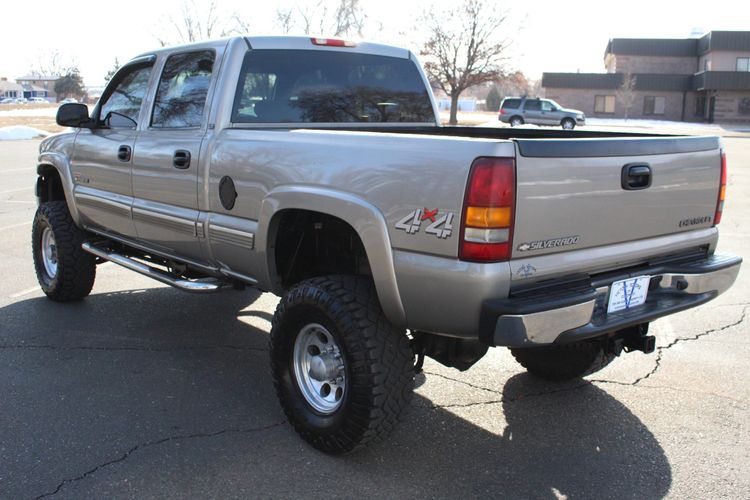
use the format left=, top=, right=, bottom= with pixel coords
left=1, top=138, right=748, bottom=499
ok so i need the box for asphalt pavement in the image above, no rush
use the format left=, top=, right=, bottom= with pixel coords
left=0, top=137, right=748, bottom=499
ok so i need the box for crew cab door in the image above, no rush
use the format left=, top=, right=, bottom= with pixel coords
left=71, top=60, right=154, bottom=238
left=131, top=50, right=217, bottom=263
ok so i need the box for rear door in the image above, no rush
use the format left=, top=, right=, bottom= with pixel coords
left=521, top=99, right=543, bottom=125
left=131, top=49, right=218, bottom=263
left=71, top=60, right=154, bottom=238
left=512, top=136, right=722, bottom=257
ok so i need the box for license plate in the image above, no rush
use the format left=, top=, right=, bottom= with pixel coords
left=607, top=276, right=651, bottom=313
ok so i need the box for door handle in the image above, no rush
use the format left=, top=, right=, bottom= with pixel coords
left=173, top=150, right=191, bottom=169
left=621, top=163, right=652, bottom=190
left=117, top=145, right=131, bottom=162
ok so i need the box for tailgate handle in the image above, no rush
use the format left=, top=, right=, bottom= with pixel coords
left=622, top=163, right=652, bottom=190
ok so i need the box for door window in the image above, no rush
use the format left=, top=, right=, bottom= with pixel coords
left=541, top=100, right=556, bottom=112
left=151, top=50, right=215, bottom=128
left=524, top=100, right=541, bottom=111
left=99, top=65, right=153, bottom=128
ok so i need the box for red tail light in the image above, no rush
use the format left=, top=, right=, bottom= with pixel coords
left=499, top=108, right=506, bottom=115
left=310, top=37, right=356, bottom=47
left=714, top=150, right=727, bottom=225
left=459, top=157, right=515, bottom=262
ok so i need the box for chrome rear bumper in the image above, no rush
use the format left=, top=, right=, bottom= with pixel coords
left=481, top=254, right=741, bottom=347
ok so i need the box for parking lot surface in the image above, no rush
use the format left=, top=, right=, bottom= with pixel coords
left=0, top=138, right=748, bottom=499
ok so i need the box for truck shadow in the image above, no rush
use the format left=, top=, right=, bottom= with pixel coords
left=0, top=287, right=671, bottom=498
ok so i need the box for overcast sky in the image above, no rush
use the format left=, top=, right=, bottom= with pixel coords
left=1, top=0, right=747, bottom=86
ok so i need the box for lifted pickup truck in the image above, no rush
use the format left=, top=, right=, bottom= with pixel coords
left=34, top=36, right=740, bottom=454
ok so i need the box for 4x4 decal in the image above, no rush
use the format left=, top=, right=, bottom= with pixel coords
left=395, top=208, right=454, bottom=239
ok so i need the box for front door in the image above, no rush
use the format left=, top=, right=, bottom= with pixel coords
left=131, top=50, right=216, bottom=264
left=71, top=62, right=154, bottom=238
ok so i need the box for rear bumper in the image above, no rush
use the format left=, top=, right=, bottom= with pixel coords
left=480, top=254, right=741, bottom=347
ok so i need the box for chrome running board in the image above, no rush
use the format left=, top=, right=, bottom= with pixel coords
left=82, top=242, right=228, bottom=293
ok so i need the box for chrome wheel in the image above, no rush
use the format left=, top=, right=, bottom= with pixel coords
left=293, top=323, right=346, bottom=414
left=41, top=226, right=58, bottom=278
left=510, top=117, right=523, bottom=127
left=562, top=119, right=575, bottom=130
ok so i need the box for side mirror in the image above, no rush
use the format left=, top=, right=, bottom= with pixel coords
left=56, top=103, right=93, bottom=128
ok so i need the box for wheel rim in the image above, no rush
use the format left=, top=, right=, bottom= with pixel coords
left=563, top=120, right=574, bottom=129
left=511, top=118, right=521, bottom=126
left=293, top=323, right=346, bottom=414
left=41, top=226, right=58, bottom=278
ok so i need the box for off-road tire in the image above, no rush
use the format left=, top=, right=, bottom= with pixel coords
left=270, top=275, right=414, bottom=454
left=32, top=201, right=96, bottom=301
left=561, top=118, right=576, bottom=130
left=510, top=340, right=616, bottom=381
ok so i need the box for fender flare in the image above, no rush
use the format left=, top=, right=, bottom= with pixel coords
left=36, top=151, right=80, bottom=224
left=256, top=186, right=407, bottom=327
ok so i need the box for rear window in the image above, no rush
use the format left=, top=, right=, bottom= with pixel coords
left=232, top=49, right=434, bottom=124
left=501, top=98, right=521, bottom=109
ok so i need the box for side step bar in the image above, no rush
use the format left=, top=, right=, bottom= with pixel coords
left=82, top=242, right=228, bottom=293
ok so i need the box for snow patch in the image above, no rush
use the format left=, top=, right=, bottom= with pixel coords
left=0, top=126, right=51, bottom=141
left=0, top=106, right=58, bottom=117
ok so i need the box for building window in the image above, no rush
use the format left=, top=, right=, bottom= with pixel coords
left=738, top=58, right=750, bottom=72
left=644, top=96, right=666, bottom=115
left=594, top=95, right=615, bottom=113
left=739, top=98, right=750, bottom=115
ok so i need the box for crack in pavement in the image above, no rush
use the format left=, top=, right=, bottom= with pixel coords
left=33, top=421, right=286, bottom=499
left=629, top=305, right=748, bottom=386
left=591, top=379, right=748, bottom=408
left=0, top=344, right=268, bottom=353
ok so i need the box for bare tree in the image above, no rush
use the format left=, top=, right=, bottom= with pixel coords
left=29, top=50, right=74, bottom=78
left=156, top=0, right=248, bottom=46
left=616, top=72, right=637, bottom=120
left=421, top=0, right=510, bottom=125
left=274, top=0, right=366, bottom=36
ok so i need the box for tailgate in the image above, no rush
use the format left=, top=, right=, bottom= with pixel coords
left=512, top=136, right=721, bottom=258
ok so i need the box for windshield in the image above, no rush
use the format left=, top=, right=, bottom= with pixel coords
left=232, top=49, right=435, bottom=124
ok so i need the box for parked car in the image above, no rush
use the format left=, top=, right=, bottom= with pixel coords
left=499, top=96, right=585, bottom=129
left=36, top=36, right=740, bottom=454
left=0, top=97, right=16, bottom=104
left=60, top=97, right=78, bottom=104
left=29, top=97, right=48, bottom=104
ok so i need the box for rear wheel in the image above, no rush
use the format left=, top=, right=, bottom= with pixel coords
left=270, top=275, right=414, bottom=454
left=561, top=118, right=576, bottom=130
left=509, top=116, right=524, bottom=127
left=32, top=201, right=96, bottom=301
left=510, top=339, right=616, bottom=381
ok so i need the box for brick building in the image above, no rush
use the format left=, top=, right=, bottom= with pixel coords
left=542, top=31, right=750, bottom=123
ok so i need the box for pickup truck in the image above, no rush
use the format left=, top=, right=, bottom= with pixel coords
left=34, top=35, right=741, bottom=454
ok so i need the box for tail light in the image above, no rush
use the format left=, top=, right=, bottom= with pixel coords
left=714, top=150, right=727, bottom=225
left=311, top=37, right=356, bottom=47
left=459, top=157, right=515, bottom=262
left=499, top=108, right=506, bottom=115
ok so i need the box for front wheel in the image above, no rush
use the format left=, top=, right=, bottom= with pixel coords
left=270, top=275, right=414, bottom=454
left=561, top=118, right=576, bottom=130
left=32, top=201, right=96, bottom=301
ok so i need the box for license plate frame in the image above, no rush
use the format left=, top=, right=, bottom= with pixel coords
left=607, top=275, right=651, bottom=314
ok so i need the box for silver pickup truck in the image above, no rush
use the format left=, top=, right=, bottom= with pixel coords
left=34, top=36, right=740, bottom=454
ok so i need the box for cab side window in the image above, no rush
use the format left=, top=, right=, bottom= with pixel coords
left=99, top=65, right=153, bottom=128
left=541, top=101, right=555, bottom=112
left=151, top=50, right=215, bottom=128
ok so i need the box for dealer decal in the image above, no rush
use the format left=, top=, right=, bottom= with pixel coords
left=395, top=208, right=454, bottom=239
left=517, top=235, right=580, bottom=252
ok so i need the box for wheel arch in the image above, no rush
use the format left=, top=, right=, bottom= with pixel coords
left=36, top=151, right=80, bottom=224
left=257, top=186, right=407, bottom=326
